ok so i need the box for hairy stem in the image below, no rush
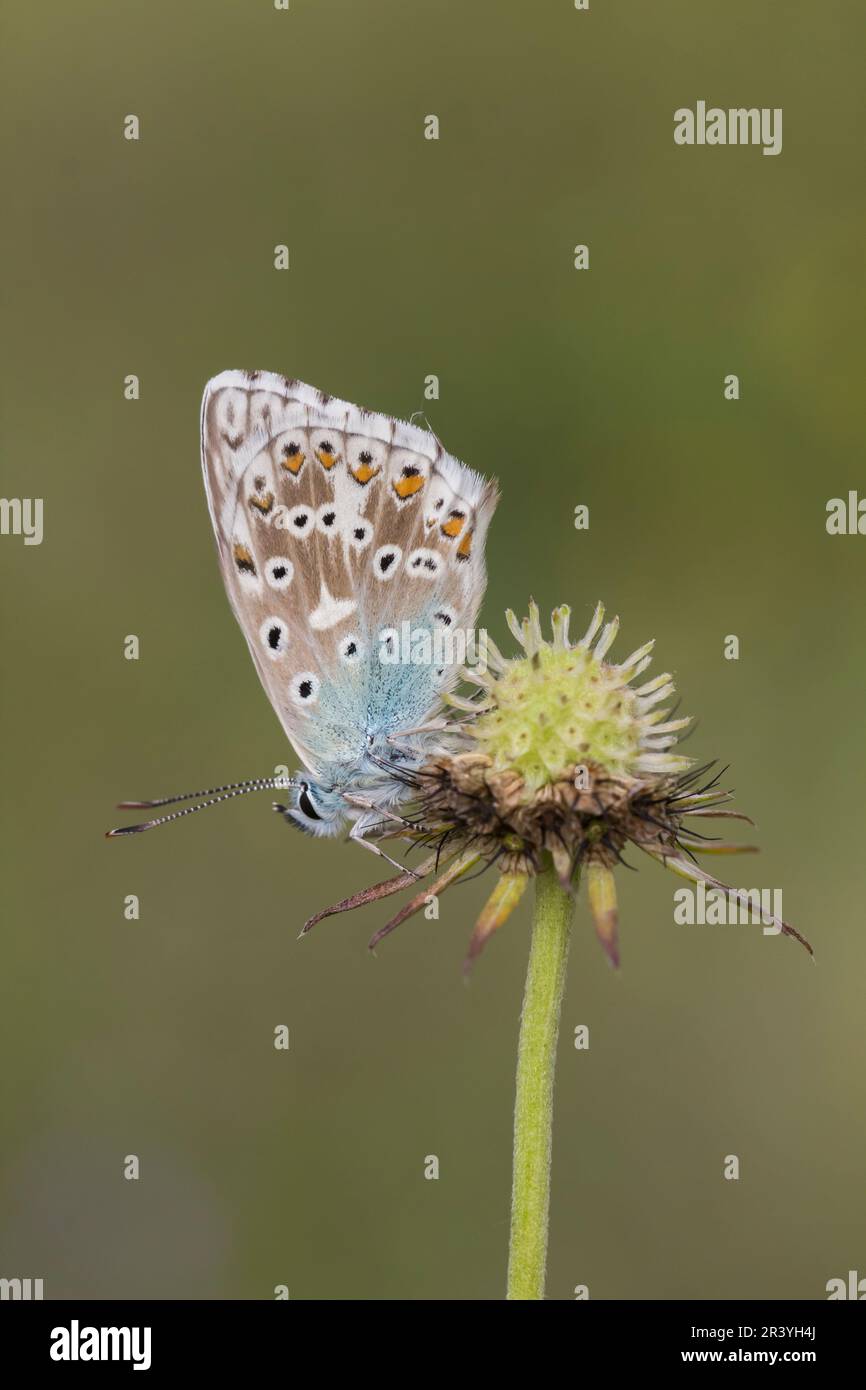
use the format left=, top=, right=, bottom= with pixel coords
left=506, top=860, right=575, bottom=1299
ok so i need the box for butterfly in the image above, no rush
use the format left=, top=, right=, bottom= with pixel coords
left=109, top=370, right=499, bottom=871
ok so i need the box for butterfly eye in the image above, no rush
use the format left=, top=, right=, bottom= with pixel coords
left=298, top=784, right=322, bottom=821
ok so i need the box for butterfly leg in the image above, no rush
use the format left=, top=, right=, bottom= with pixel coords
left=345, top=793, right=435, bottom=844
left=343, top=794, right=419, bottom=833
left=348, top=810, right=423, bottom=878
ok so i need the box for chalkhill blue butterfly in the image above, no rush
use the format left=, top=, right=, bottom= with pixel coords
left=109, top=370, right=499, bottom=871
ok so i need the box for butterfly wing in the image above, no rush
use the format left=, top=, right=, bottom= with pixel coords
left=200, top=369, right=499, bottom=777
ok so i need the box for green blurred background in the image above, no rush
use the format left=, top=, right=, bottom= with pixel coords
left=2, top=0, right=864, bottom=1300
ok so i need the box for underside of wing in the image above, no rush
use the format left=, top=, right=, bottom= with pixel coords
left=200, top=369, right=499, bottom=774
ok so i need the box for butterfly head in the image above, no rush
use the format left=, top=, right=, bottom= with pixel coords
left=280, top=778, right=347, bottom=838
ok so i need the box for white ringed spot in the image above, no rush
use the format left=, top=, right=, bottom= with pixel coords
left=316, top=503, right=339, bottom=536
left=265, top=557, right=294, bottom=590
left=283, top=504, right=314, bottom=538
left=348, top=521, right=372, bottom=552
left=290, top=671, right=320, bottom=707
left=338, top=633, right=365, bottom=665
left=373, top=544, right=402, bottom=580
left=260, top=616, right=288, bottom=660
left=406, top=547, right=442, bottom=578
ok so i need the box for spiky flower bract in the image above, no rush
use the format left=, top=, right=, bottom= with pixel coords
left=466, top=601, right=690, bottom=788
left=303, top=602, right=811, bottom=969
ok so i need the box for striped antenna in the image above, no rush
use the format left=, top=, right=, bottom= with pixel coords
left=106, top=775, right=294, bottom=837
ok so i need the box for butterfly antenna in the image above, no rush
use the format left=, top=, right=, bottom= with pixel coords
left=106, top=776, right=293, bottom=837
left=115, top=776, right=292, bottom=810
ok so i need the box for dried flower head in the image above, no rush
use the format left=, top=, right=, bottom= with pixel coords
left=303, top=602, right=811, bottom=970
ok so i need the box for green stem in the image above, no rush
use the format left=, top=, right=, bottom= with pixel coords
left=506, top=860, right=575, bottom=1300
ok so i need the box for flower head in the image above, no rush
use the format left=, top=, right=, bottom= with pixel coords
left=303, top=603, right=811, bottom=970
left=466, top=601, right=690, bottom=788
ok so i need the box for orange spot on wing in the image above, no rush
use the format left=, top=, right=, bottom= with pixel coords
left=456, top=527, right=474, bottom=561
left=280, top=449, right=305, bottom=475
left=393, top=472, right=425, bottom=500
left=350, top=461, right=381, bottom=485
left=233, top=543, right=257, bottom=574
left=441, top=510, right=466, bottom=538
left=249, top=492, right=274, bottom=515
left=316, top=449, right=338, bottom=470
